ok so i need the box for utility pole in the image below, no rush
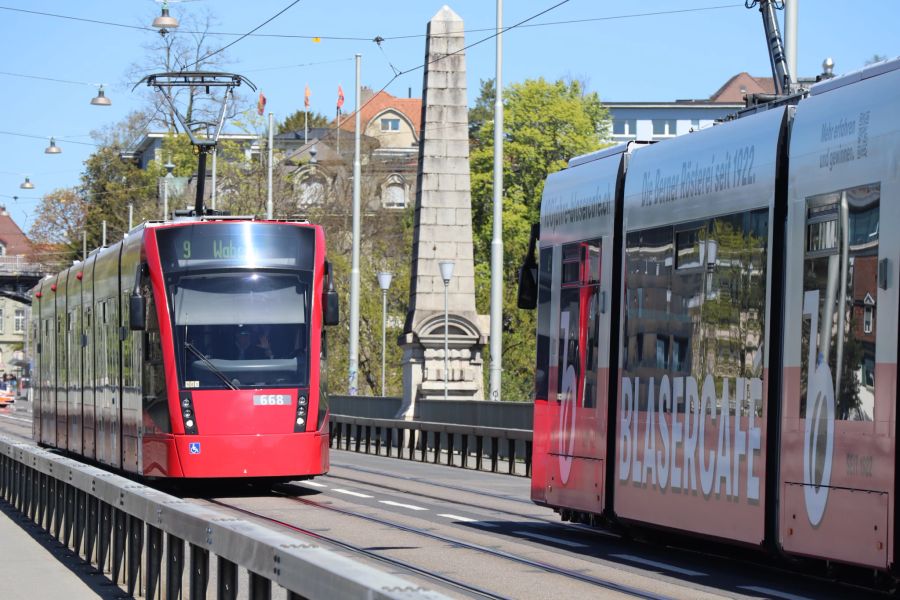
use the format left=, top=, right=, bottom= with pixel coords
left=489, top=0, right=504, bottom=401
left=348, top=54, right=362, bottom=395
left=784, top=0, right=798, bottom=88
left=267, top=112, right=274, bottom=219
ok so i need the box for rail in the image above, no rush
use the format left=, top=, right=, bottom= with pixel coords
left=329, top=414, right=533, bottom=477
left=0, top=436, right=448, bottom=600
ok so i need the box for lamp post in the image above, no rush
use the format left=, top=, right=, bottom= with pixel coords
left=439, top=261, right=455, bottom=400
left=377, top=271, right=393, bottom=397
left=163, top=160, right=175, bottom=221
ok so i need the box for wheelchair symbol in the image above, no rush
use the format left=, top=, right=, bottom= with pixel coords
left=189, top=442, right=201, bottom=455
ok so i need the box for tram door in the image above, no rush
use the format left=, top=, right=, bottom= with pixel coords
left=545, top=239, right=605, bottom=513
left=781, top=184, right=889, bottom=568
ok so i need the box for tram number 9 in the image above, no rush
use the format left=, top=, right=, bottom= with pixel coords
left=846, top=453, right=873, bottom=477
left=254, top=394, right=290, bottom=406
left=182, top=241, right=192, bottom=259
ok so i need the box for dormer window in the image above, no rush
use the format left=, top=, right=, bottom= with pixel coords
left=381, top=118, right=401, bottom=131
left=0, top=242, right=6, bottom=256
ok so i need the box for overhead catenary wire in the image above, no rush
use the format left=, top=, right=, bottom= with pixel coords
left=0, top=3, right=745, bottom=42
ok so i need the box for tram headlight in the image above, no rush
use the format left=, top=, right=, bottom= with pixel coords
left=296, top=417, right=305, bottom=426
left=294, top=393, right=309, bottom=432
left=179, top=393, right=198, bottom=435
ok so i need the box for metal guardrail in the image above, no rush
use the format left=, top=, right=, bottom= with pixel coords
left=0, top=436, right=448, bottom=600
left=329, top=415, right=533, bottom=477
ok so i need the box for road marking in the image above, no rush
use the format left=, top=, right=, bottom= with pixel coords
left=301, top=481, right=327, bottom=488
left=514, top=530, right=589, bottom=548
left=332, top=488, right=372, bottom=498
left=438, top=513, right=477, bottom=522
left=610, top=554, right=706, bottom=577
left=739, top=586, right=816, bottom=600
left=438, top=514, right=497, bottom=527
left=379, top=500, right=427, bottom=511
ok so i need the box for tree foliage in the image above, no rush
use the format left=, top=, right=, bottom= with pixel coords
left=469, top=77, right=610, bottom=401
left=278, top=110, right=332, bottom=134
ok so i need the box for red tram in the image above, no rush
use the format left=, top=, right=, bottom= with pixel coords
left=519, top=58, right=900, bottom=571
left=31, top=217, right=339, bottom=480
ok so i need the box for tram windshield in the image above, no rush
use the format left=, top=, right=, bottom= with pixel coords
left=156, top=223, right=317, bottom=390
left=170, top=271, right=312, bottom=389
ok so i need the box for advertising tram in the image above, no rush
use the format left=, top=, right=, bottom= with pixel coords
left=519, top=57, right=900, bottom=572
left=31, top=217, right=339, bottom=480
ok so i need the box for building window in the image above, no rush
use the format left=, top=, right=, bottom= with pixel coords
left=613, top=119, right=636, bottom=137
left=864, top=305, right=874, bottom=334
left=381, top=174, right=408, bottom=209
left=381, top=118, right=400, bottom=131
left=0, top=308, right=4, bottom=333
left=0, top=242, right=6, bottom=256
left=14, top=309, right=24, bottom=333
left=652, top=119, right=676, bottom=137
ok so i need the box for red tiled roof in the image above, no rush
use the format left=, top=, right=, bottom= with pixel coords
left=0, top=207, right=33, bottom=256
left=709, top=72, right=776, bottom=103
left=338, top=91, right=422, bottom=138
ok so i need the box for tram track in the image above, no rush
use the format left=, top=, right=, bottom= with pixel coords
left=208, top=491, right=678, bottom=600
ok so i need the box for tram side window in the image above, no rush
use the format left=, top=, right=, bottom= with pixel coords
left=534, top=248, right=553, bottom=400
left=801, top=183, right=879, bottom=421
left=624, top=209, right=768, bottom=415
left=556, top=239, right=601, bottom=408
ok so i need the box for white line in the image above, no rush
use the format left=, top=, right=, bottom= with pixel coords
left=438, top=514, right=478, bottom=522
left=514, top=530, right=589, bottom=548
left=300, top=481, right=327, bottom=488
left=332, top=488, right=373, bottom=498
left=610, top=554, right=706, bottom=577
left=739, top=586, right=816, bottom=600
left=438, top=514, right=497, bottom=527
left=379, top=500, right=427, bottom=511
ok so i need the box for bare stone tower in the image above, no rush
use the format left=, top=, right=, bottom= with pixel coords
left=399, top=5, right=486, bottom=413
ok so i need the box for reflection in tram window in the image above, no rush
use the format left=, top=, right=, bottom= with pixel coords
left=801, top=183, right=879, bottom=421
left=624, top=209, right=768, bottom=416
left=555, top=240, right=601, bottom=408
left=534, top=248, right=553, bottom=400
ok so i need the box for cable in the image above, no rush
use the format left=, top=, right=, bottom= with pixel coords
left=0, top=130, right=98, bottom=147
left=0, top=70, right=96, bottom=87
left=0, top=3, right=745, bottom=42
left=184, top=0, right=304, bottom=69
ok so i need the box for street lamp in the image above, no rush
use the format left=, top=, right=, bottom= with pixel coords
left=377, top=271, right=393, bottom=397
left=44, top=138, right=62, bottom=154
left=439, top=260, right=455, bottom=400
left=91, top=85, right=112, bottom=106
left=152, top=2, right=179, bottom=32
left=19, top=177, right=34, bottom=190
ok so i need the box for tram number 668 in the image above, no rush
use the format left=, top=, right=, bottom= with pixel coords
left=254, top=394, right=290, bottom=406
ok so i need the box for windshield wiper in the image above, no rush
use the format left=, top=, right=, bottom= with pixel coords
left=185, top=342, right=239, bottom=390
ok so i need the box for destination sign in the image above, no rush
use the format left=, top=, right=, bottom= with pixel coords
left=156, top=223, right=315, bottom=272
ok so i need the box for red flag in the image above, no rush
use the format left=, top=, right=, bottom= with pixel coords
left=336, top=85, right=344, bottom=111
left=304, top=84, right=311, bottom=109
left=257, top=91, right=267, bottom=116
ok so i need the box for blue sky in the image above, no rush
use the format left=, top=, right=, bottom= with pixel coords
left=2, top=0, right=898, bottom=236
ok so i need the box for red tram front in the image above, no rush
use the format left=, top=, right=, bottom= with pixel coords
left=32, top=218, right=338, bottom=480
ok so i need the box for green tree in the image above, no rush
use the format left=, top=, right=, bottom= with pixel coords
left=278, top=110, right=332, bottom=134
left=469, top=77, right=610, bottom=401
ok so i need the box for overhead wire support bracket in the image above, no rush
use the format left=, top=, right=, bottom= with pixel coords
left=133, top=71, right=257, bottom=215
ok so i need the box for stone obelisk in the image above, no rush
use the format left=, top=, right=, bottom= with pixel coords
left=399, top=5, right=486, bottom=415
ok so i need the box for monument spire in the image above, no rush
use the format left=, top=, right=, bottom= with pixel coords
left=400, top=6, right=486, bottom=411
